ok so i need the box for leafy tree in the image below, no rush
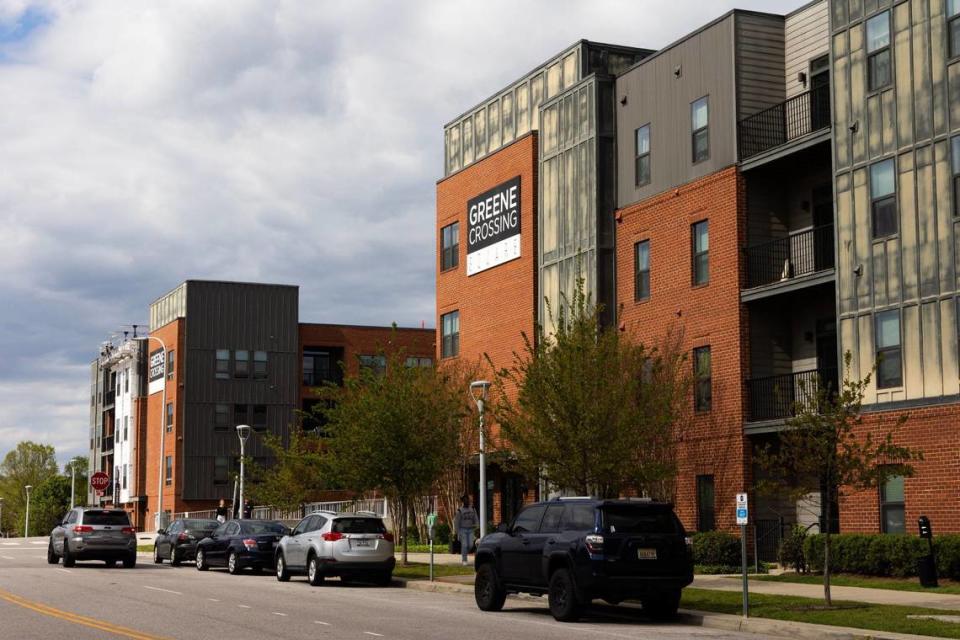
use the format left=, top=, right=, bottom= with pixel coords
left=249, top=428, right=328, bottom=513
left=64, top=456, right=89, bottom=502
left=0, top=442, right=58, bottom=537
left=318, top=347, right=466, bottom=563
left=491, top=283, right=690, bottom=499
left=755, top=352, right=922, bottom=606
left=30, top=475, right=73, bottom=535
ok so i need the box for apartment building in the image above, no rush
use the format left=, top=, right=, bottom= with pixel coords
left=436, top=0, right=960, bottom=554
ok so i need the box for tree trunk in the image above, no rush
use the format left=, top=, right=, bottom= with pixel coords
left=822, top=489, right=832, bottom=607
left=401, top=498, right=409, bottom=566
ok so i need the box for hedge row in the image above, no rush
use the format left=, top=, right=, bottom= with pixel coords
left=802, top=533, right=960, bottom=580
left=692, top=531, right=741, bottom=567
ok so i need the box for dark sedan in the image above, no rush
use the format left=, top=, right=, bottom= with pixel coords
left=195, top=520, right=288, bottom=575
left=153, top=518, right=219, bottom=566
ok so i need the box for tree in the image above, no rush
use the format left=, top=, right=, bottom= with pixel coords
left=30, top=475, right=73, bottom=535
left=250, top=428, right=328, bottom=513
left=0, top=442, right=58, bottom=537
left=755, top=352, right=922, bottom=606
left=491, top=283, right=690, bottom=499
left=319, top=347, right=466, bottom=564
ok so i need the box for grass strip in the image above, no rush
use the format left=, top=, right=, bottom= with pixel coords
left=754, top=572, right=960, bottom=595
left=682, top=587, right=960, bottom=638
left=392, top=562, right=475, bottom=580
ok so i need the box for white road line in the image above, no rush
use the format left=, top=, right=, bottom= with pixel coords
left=1, top=542, right=19, bottom=546
left=363, top=633, right=384, bottom=637
left=29, top=541, right=46, bottom=545
left=143, top=586, right=182, bottom=595
left=271, top=612, right=287, bottom=617
left=35, top=555, right=47, bottom=559
left=237, top=604, right=251, bottom=609
left=207, top=598, right=220, bottom=602
left=314, top=621, right=330, bottom=625
left=56, top=569, right=72, bottom=574
left=1, top=556, right=15, bottom=560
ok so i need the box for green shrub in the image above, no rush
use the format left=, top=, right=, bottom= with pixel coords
left=778, top=526, right=808, bottom=572
left=693, top=531, right=741, bottom=567
left=801, top=533, right=960, bottom=578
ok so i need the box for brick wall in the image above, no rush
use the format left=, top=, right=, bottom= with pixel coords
left=615, top=166, right=750, bottom=533
left=143, top=318, right=184, bottom=524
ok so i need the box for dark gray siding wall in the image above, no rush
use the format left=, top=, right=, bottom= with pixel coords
left=736, top=13, right=787, bottom=121
left=785, top=0, right=831, bottom=98
left=832, top=0, right=960, bottom=404
left=181, top=282, right=300, bottom=501
left=616, top=14, right=739, bottom=207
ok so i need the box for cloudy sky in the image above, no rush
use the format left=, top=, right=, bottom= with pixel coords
left=0, top=0, right=799, bottom=466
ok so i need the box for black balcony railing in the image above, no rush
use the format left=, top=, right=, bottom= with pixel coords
left=738, top=84, right=831, bottom=160
left=745, top=224, right=835, bottom=289
left=747, top=367, right=839, bottom=422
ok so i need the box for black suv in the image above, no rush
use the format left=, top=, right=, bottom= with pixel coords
left=474, top=498, right=693, bottom=622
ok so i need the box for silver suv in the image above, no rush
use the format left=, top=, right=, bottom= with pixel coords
left=48, top=508, right=137, bottom=568
left=275, top=511, right=394, bottom=586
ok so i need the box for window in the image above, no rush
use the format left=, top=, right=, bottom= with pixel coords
left=358, top=355, right=387, bottom=376
left=691, top=97, right=709, bottom=162
left=215, top=349, right=230, bottom=379
left=512, top=505, right=546, bottom=533
left=560, top=504, right=597, bottom=531
left=539, top=504, right=564, bottom=534
left=441, top=222, right=459, bottom=271
left=123, top=415, right=128, bottom=441
left=214, top=457, right=229, bottom=485
left=124, top=368, right=130, bottom=392
left=870, top=159, right=897, bottom=238
left=165, top=456, right=172, bottom=486
left=234, top=350, right=249, bottom=378
left=252, top=405, right=267, bottom=431
left=303, top=348, right=343, bottom=386
left=405, top=356, right=433, bottom=368
left=694, top=346, right=712, bottom=412
left=214, top=404, right=229, bottom=431
left=166, top=349, right=175, bottom=379
left=123, top=464, right=128, bottom=490
left=696, top=475, right=716, bottom=531
left=875, top=310, right=902, bottom=388
left=880, top=473, right=905, bottom=534
left=692, top=220, right=709, bottom=285
left=253, top=351, right=267, bottom=379
left=234, top=404, right=248, bottom=426
left=441, top=311, right=460, bottom=358
left=950, top=0, right=960, bottom=58
left=952, top=136, right=960, bottom=217
left=634, top=124, right=651, bottom=186
left=165, top=402, right=173, bottom=433
left=634, top=240, right=650, bottom=301
left=866, top=12, right=891, bottom=91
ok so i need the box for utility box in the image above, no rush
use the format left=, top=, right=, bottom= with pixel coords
left=917, top=515, right=938, bottom=588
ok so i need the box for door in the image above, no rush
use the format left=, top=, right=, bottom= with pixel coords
left=529, top=504, right=564, bottom=586
left=812, top=184, right=834, bottom=272
left=286, top=516, right=312, bottom=569
left=159, top=521, right=177, bottom=557
left=207, top=522, right=232, bottom=565
left=809, top=55, right=830, bottom=131
left=816, top=319, right=839, bottom=395
left=499, top=504, right=546, bottom=585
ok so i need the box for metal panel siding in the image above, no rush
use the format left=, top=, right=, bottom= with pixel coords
left=616, top=13, right=738, bottom=207
left=785, top=1, right=830, bottom=98
left=736, top=13, right=786, bottom=120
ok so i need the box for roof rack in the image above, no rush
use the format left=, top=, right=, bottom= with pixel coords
left=551, top=496, right=595, bottom=501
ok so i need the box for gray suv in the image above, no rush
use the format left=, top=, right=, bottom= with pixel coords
left=48, top=508, right=137, bottom=568
left=275, top=511, right=395, bottom=586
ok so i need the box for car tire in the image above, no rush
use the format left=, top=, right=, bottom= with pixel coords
left=47, top=540, right=59, bottom=565
left=548, top=568, right=581, bottom=622
left=62, top=544, right=75, bottom=568
left=105, top=559, right=117, bottom=567
left=196, top=549, right=209, bottom=571
left=153, top=545, right=163, bottom=564
left=642, top=589, right=680, bottom=621
left=474, top=563, right=507, bottom=612
left=307, top=554, right=324, bottom=587
left=170, top=549, right=181, bottom=567
left=275, top=553, right=291, bottom=582
left=227, top=551, right=240, bottom=575
left=123, top=553, right=136, bottom=569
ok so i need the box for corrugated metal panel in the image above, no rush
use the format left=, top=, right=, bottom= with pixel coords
left=785, top=1, right=829, bottom=98
left=736, top=13, right=786, bottom=121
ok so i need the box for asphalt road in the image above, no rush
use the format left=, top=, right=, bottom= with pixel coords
left=0, top=538, right=770, bottom=640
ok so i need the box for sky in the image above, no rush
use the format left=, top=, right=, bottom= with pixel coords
left=0, top=0, right=801, bottom=467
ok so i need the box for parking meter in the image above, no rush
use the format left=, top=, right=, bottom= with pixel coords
left=918, top=515, right=932, bottom=539
left=917, top=515, right=938, bottom=588
left=426, top=513, right=438, bottom=581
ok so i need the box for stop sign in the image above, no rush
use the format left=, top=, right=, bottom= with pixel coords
left=90, top=471, right=110, bottom=492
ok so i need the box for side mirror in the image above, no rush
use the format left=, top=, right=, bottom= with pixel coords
left=157, top=529, right=166, bottom=535
left=496, top=522, right=510, bottom=534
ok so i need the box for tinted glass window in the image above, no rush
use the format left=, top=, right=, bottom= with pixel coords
left=540, top=504, right=564, bottom=533
left=240, top=521, right=287, bottom=535
left=560, top=504, right=596, bottom=531
left=82, top=511, right=130, bottom=526
left=332, top=518, right=386, bottom=534
left=601, top=506, right=680, bottom=534
left=183, top=519, right=218, bottom=531
left=293, top=517, right=312, bottom=536
left=226, top=522, right=240, bottom=536
left=512, top=505, right=546, bottom=533
left=213, top=523, right=229, bottom=537
left=313, top=516, right=328, bottom=532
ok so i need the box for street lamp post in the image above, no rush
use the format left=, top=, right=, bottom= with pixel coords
left=470, top=381, right=491, bottom=541
left=24, top=485, right=32, bottom=538
left=236, top=424, right=251, bottom=519
left=134, top=335, right=167, bottom=532
left=70, top=462, right=75, bottom=510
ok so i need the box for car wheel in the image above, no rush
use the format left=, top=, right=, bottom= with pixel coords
left=642, top=589, right=680, bottom=621
left=62, top=544, right=75, bottom=568
left=276, top=553, right=290, bottom=582
left=123, top=553, right=136, bottom=569
left=307, top=555, right=324, bottom=587
left=474, top=563, right=507, bottom=612
left=170, top=549, right=181, bottom=567
left=548, top=568, right=581, bottom=622
left=196, top=549, right=209, bottom=571
left=153, top=545, right=163, bottom=564
left=47, top=540, right=59, bottom=565
left=227, top=551, right=240, bottom=575
left=105, top=559, right=117, bottom=567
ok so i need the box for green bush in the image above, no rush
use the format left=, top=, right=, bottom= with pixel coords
left=693, top=531, right=741, bottom=567
left=801, top=533, right=960, bottom=578
left=778, top=526, right=808, bottom=572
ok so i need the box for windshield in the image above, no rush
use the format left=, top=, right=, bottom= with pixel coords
left=332, top=518, right=386, bottom=534
left=601, top=506, right=681, bottom=535
left=82, top=511, right=130, bottom=526
left=183, top=519, right=218, bottom=531
left=239, top=521, right=287, bottom=535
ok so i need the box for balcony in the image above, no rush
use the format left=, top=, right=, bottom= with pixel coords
left=746, top=367, right=839, bottom=422
left=745, top=225, right=834, bottom=290
left=738, top=84, right=831, bottom=161
left=101, top=435, right=114, bottom=453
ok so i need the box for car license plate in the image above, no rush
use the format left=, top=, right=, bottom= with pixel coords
left=354, top=539, right=371, bottom=547
left=637, top=548, right=657, bottom=560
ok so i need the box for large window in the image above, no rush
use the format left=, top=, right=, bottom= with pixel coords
left=952, top=136, right=960, bottom=217
left=441, top=311, right=460, bottom=358
left=234, top=404, right=247, bottom=426
left=215, top=349, right=230, bottom=379
left=692, top=220, right=709, bottom=285
left=406, top=356, right=433, bottom=368
left=694, top=346, right=712, bottom=412
left=214, top=457, right=229, bottom=485
left=870, top=159, right=897, bottom=238
left=875, top=310, right=902, bottom=388
left=234, top=350, right=250, bottom=378
left=691, top=97, right=709, bottom=163
left=866, top=12, right=892, bottom=91
left=635, top=124, right=651, bottom=186
left=253, top=351, right=267, bottom=379
left=165, top=402, right=173, bottom=433
left=880, top=473, right=905, bottom=534
left=214, top=404, right=229, bottom=431
left=696, top=475, right=716, bottom=532
left=252, top=405, right=267, bottom=431
left=123, top=415, right=128, bottom=441
left=441, top=222, right=459, bottom=271
left=634, top=240, right=650, bottom=301
left=949, top=0, right=960, bottom=58
left=358, top=355, right=387, bottom=376
left=165, top=456, right=172, bottom=486
left=303, top=348, right=342, bottom=386
left=166, top=349, right=175, bottom=379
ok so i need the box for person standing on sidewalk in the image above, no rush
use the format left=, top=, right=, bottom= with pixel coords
left=454, top=495, right=479, bottom=566
left=215, top=499, right=229, bottom=524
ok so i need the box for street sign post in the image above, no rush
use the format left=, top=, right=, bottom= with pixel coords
left=90, top=472, right=110, bottom=498
left=426, top=513, right=438, bottom=582
left=736, top=492, right=749, bottom=618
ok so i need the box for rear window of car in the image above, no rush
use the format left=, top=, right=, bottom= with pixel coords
left=332, top=518, right=386, bottom=534
left=239, top=521, right=288, bottom=535
left=601, top=506, right=681, bottom=534
left=183, top=519, right=218, bottom=531
left=82, top=511, right=130, bottom=526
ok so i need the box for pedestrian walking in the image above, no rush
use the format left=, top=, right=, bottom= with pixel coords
left=215, top=499, right=229, bottom=524
left=453, top=495, right=479, bottom=566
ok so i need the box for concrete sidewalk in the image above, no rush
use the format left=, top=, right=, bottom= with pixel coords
left=693, top=574, right=960, bottom=612
left=395, top=551, right=472, bottom=566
